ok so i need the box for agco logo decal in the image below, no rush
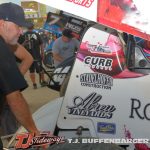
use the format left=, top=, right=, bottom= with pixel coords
left=65, top=0, right=94, bottom=8
left=67, top=92, right=116, bottom=119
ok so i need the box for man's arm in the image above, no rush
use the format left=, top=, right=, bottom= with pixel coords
left=6, top=91, right=39, bottom=134
left=13, top=44, right=33, bottom=75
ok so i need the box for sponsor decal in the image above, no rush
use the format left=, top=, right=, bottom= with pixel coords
left=67, top=92, right=116, bottom=119
left=80, top=73, right=113, bottom=90
left=49, top=66, right=71, bottom=85
left=65, top=17, right=87, bottom=36
left=65, top=22, right=81, bottom=33
left=97, top=122, right=116, bottom=134
left=87, top=43, right=111, bottom=54
left=84, top=56, right=113, bottom=70
left=15, top=132, right=65, bottom=149
left=65, top=0, right=94, bottom=8
left=130, top=98, right=150, bottom=121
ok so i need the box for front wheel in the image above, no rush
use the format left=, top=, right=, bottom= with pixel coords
left=43, top=51, right=55, bottom=69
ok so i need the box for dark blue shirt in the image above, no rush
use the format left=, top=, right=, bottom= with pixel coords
left=0, top=36, right=28, bottom=98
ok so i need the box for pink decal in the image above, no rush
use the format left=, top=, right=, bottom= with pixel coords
left=143, top=48, right=150, bottom=55
left=78, top=33, right=145, bottom=78
left=105, top=34, right=122, bottom=52
left=124, top=125, right=150, bottom=150
left=80, top=41, right=89, bottom=50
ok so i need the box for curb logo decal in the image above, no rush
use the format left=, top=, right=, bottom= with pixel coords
left=84, top=56, right=113, bottom=70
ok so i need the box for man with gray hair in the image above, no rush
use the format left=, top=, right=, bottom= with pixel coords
left=0, top=2, right=39, bottom=148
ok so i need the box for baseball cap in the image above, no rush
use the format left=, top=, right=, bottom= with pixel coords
left=62, top=29, right=73, bottom=38
left=0, top=2, right=32, bottom=27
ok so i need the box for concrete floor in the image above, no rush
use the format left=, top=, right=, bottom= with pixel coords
left=23, top=72, right=60, bottom=113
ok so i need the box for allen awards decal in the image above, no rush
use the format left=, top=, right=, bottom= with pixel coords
left=67, top=92, right=116, bottom=119
left=80, top=73, right=113, bottom=90
left=97, top=122, right=116, bottom=134
left=87, top=43, right=111, bottom=54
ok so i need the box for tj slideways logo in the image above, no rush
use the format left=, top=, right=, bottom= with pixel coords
left=15, top=131, right=65, bottom=149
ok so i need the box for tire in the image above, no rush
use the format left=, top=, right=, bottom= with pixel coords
left=47, top=138, right=124, bottom=150
left=43, top=51, right=54, bottom=68
left=59, top=74, right=70, bottom=97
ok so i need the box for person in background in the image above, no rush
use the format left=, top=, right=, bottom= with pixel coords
left=18, top=24, right=47, bottom=89
left=52, top=28, right=80, bottom=67
left=41, top=30, right=50, bottom=50
left=0, top=2, right=39, bottom=148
